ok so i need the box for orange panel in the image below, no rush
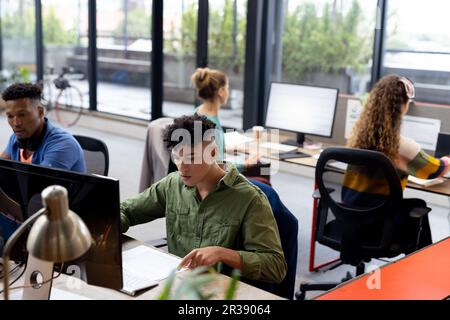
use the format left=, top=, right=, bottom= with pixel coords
left=317, top=237, right=450, bottom=300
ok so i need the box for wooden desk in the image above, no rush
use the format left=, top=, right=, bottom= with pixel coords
left=316, top=237, right=450, bottom=300
left=405, top=178, right=450, bottom=196
left=1, top=238, right=283, bottom=300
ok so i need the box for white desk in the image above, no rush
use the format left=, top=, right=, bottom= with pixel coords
left=1, top=238, right=283, bottom=300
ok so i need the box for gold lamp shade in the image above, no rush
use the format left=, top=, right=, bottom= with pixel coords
left=26, top=185, right=92, bottom=262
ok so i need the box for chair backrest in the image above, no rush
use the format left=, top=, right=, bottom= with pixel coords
left=247, top=179, right=298, bottom=299
left=139, top=118, right=174, bottom=192
left=315, top=147, right=404, bottom=264
left=74, top=135, right=109, bottom=176
left=139, top=117, right=272, bottom=191
left=241, top=162, right=272, bottom=184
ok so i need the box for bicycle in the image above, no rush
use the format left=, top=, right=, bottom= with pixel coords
left=41, top=66, right=85, bottom=127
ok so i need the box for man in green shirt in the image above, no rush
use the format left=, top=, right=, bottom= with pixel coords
left=120, top=115, right=287, bottom=284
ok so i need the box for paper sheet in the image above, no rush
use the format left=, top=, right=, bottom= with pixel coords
left=259, top=142, right=297, bottom=152
left=224, top=131, right=254, bottom=149
left=328, top=161, right=348, bottom=171
left=345, top=99, right=363, bottom=139
left=407, top=175, right=445, bottom=187
left=122, top=245, right=181, bottom=281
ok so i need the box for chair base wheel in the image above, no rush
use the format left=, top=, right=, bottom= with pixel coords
left=295, top=291, right=306, bottom=300
left=341, top=271, right=353, bottom=282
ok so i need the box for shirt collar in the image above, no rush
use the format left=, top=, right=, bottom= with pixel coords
left=218, top=165, right=240, bottom=188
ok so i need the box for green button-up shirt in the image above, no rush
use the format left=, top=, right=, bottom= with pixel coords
left=120, top=166, right=287, bottom=284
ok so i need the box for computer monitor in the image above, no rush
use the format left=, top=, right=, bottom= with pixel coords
left=435, top=132, right=450, bottom=158
left=265, top=82, right=339, bottom=146
left=0, top=159, right=122, bottom=290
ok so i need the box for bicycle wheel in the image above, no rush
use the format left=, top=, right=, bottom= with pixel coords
left=54, top=85, right=83, bottom=127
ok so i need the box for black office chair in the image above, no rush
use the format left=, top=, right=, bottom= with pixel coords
left=296, top=147, right=431, bottom=299
left=74, top=135, right=110, bottom=176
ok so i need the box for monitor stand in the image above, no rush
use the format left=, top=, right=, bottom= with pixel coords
left=282, top=133, right=305, bottom=148
left=278, top=133, right=311, bottom=160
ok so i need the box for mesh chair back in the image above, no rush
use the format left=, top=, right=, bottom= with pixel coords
left=315, top=147, right=403, bottom=263
left=74, top=135, right=109, bottom=176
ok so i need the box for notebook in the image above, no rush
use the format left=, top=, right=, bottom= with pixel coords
left=407, top=176, right=445, bottom=187
left=120, top=245, right=183, bottom=296
left=121, top=268, right=159, bottom=296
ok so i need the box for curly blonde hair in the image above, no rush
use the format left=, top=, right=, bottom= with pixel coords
left=347, top=74, right=410, bottom=160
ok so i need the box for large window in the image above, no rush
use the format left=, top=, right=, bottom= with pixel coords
left=272, top=0, right=377, bottom=96
left=162, top=0, right=198, bottom=119
left=208, top=0, right=247, bottom=129
left=383, top=0, right=450, bottom=105
left=0, top=0, right=36, bottom=84
left=96, top=0, right=152, bottom=119
left=42, top=0, right=89, bottom=109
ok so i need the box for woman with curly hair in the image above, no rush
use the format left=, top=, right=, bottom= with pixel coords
left=344, top=74, right=450, bottom=248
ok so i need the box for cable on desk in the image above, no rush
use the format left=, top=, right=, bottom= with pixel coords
left=0, top=261, right=24, bottom=280
left=0, top=261, right=27, bottom=294
left=0, top=262, right=64, bottom=295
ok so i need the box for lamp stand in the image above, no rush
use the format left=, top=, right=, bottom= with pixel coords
left=22, top=255, right=54, bottom=300
left=2, top=209, right=45, bottom=300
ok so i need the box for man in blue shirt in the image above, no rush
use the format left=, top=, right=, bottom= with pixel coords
left=0, top=83, right=86, bottom=172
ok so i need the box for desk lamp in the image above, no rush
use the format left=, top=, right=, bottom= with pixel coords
left=2, top=185, right=92, bottom=300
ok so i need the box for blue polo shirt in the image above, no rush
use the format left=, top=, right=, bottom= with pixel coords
left=3, top=118, right=86, bottom=173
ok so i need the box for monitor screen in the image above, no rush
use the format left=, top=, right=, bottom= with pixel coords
left=436, top=132, right=450, bottom=158
left=0, top=159, right=122, bottom=290
left=265, top=82, right=339, bottom=138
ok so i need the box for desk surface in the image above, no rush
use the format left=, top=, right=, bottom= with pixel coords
left=1, top=238, right=283, bottom=300
left=231, top=141, right=450, bottom=196
left=316, top=237, right=450, bottom=300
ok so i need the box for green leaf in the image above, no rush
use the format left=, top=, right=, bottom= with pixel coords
left=225, top=269, right=241, bottom=300
left=157, top=269, right=177, bottom=300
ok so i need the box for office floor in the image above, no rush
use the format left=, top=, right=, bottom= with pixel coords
left=1, top=113, right=449, bottom=299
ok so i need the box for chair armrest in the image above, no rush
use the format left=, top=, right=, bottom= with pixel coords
left=402, top=198, right=432, bottom=219
left=313, top=189, right=321, bottom=199
left=312, top=188, right=335, bottom=199
left=408, top=206, right=431, bottom=219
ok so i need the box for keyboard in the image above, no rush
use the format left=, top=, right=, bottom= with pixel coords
left=259, top=142, right=298, bottom=152
left=120, top=268, right=159, bottom=296
left=278, top=150, right=311, bottom=160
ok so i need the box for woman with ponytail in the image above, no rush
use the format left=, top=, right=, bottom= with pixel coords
left=191, top=68, right=258, bottom=171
